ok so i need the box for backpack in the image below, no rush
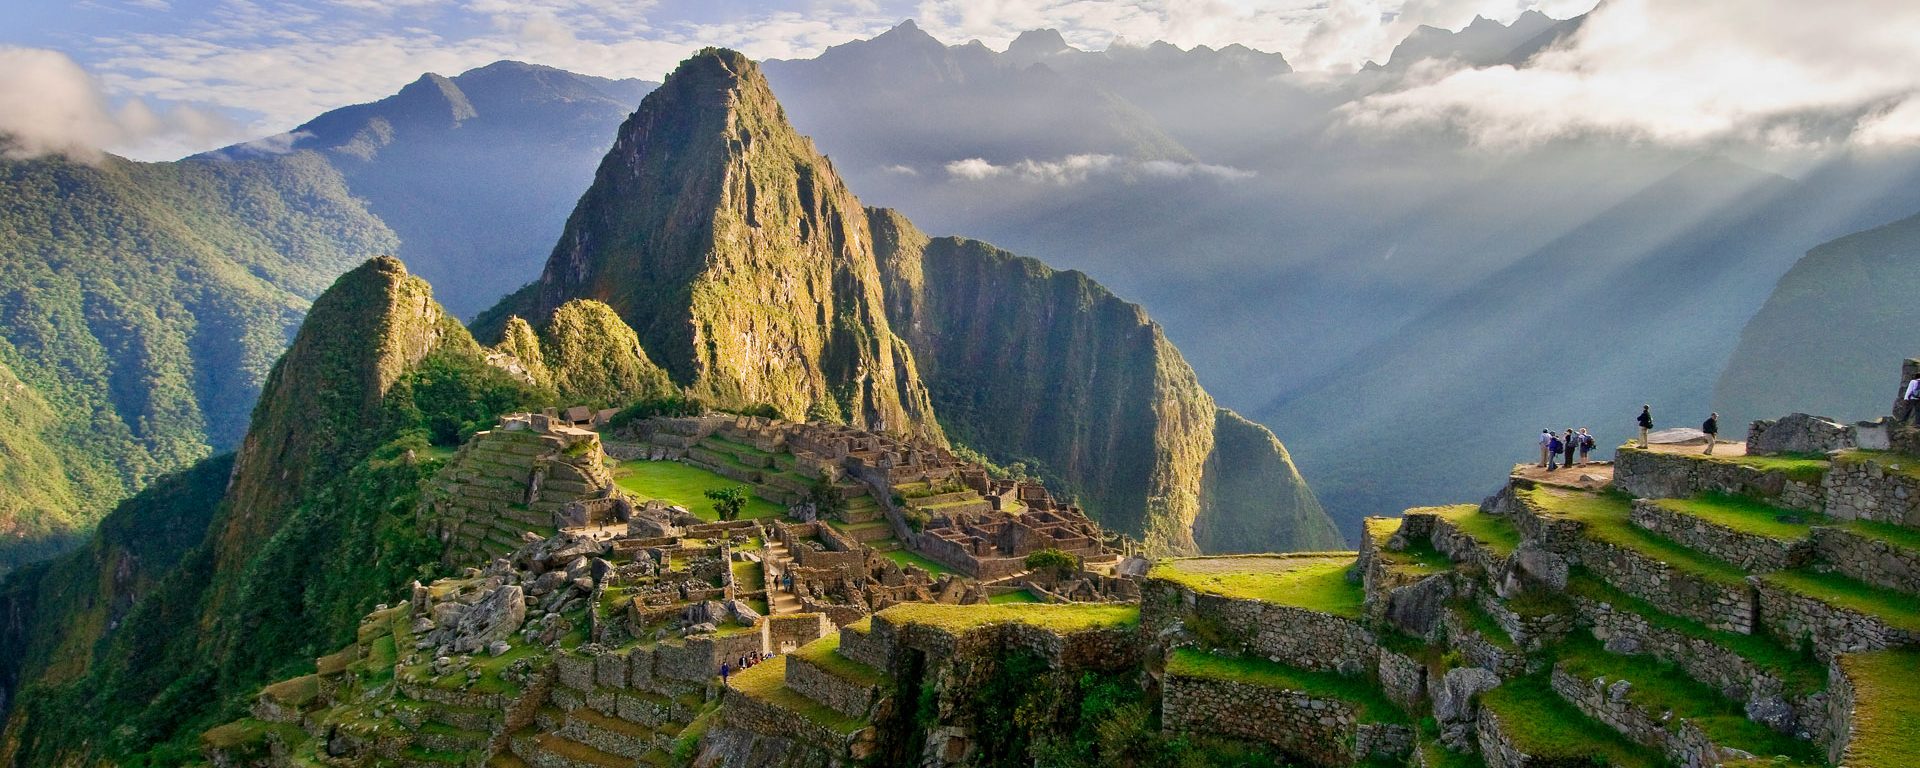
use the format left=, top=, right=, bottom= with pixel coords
left=1549, top=437, right=1564, bottom=453
left=1582, top=435, right=1595, bottom=450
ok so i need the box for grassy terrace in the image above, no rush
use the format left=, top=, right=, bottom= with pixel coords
left=1566, top=572, right=1825, bottom=693
left=1481, top=674, right=1664, bottom=768
left=1843, top=518, right=1920, bottom=552
left=1556, top=636, right=1822, bottom=764
left=731, top=560, right=764, bottom=591
left=1365, top=517, right=1453, bottom=575
left=877, top=602, right=1140, bottom=634
left=727, top=656, right=865, bottom=734
left=1453, top=601, right=1516, bottom=651
left=1148, top=554, right=1364, bottom=619
left=1760, top=568, right=1920, bottom=633
left=791, top=634, right=885, bottom=688
left=1523, top=487, right=1749, bottom=586
left=1426, top=504, right=1521, bottom=556
left=1833, top=449, right=1920, bottom=481
left=988, top=589, right=1040, bottom=604
left=1838, top=648, right=1920, bottom=767
left=612, top=461, right=783, bottom=520
left=880, top=548, right=958, bottom=577
left=1652, top=493, right=1825, bottom=540
left=1166, top=649, right=1408, bottom=724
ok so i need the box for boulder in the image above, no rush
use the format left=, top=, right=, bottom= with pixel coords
left=1385, top=574, right=1452, bottom=636
left=1747, top=413, right=1855, bottom=456
left=1434, top=666, right=1501, bottom=750
left=447, top=585, right=527, bottom=654
left=729, top=599, right=763, bottom=625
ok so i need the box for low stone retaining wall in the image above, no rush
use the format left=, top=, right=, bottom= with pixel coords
left=1573, top=537, right=1755, bottom=634
left=1429, top=515, right=1512, bottom=578
left=784, top=654, right=876, bottom=720
left=1548, top=665, right=1728, bottom=767
left=1162, top=673, right=1408, bottom=768
left=1824, top=656, right=1857, bottom=765
left=1142, top=579, right=1377, bottom=674
left=1486, top=482, right=1586, bottom=555
left=1441, top=608, right=1527, bottom=677
left=1629, top=499, right=1813, bottom=572
left=1614, top=448, right=1825, bottom=513
left=1376, top=647, right=1427, bottom=711
left=1752, top=578, right=1920, bottom=658
left=1812, top=527, right=1920, bottom=596
left=1821, top=453, right=1920, bottom=526
left=1574, top=593, right=1824, bottom=737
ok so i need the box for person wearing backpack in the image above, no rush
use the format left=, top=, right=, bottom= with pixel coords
left=1637, top=405, right=1654, bottom=448
left=1702, top=413, right=1719, bottom=454
left=1562, top=429, right=1578, bottom=470
left=1577, top=428, right=1595, bottom=465
left=1547, top=431, right=1566, bottom=471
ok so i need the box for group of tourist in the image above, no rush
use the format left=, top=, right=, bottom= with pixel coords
left=1536, top=427, right=1597, bottom=471
left=718, top=650, right=773, bottom=683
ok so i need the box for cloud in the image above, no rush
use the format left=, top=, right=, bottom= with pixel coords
left=880, top=163, right=920, bottom=175
left=0, top=46, right=242, bottom=161
left=945, top=154, right=1254, bottom=184
left=1339, top=0, right=1920, bottom=149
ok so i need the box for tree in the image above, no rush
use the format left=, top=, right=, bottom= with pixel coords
left=806, top=472, right=846, bottom=519
left=705, top=485, right=750, bottom=521
left=1024, top=548, right=1078, bottom=578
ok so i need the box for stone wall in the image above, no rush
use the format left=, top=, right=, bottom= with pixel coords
left=1143, top=579, right=1378, bottom=674
left=1746, top=413, right=1855, bottom=456
left=1572, top=537, right=1755, bottom=634
left=1549, top=665, right=1727, bottom=767
left=1752, top=578, right=1920, bottom=659
left=1429, top=515, right=1511, bottom=579
left=1811, top=527, right=1920, bottom=596
left=1613, top=448, right=1825, bottom=513
left=1574, top=594, right=1824, bottom=737
left=1821, top=452, right=1920, bottom=526
left=1161, top=672, right=1375, bottom=768
left=1440, top=608, right=1526, bottom=678
left=1824, top=656, right=1858, bottom=766
left=784, top=654, right=876, bottom=720
left=1628, top=499, right=1812, bottom=572
left=1375, top=647, right=1426, bottom=711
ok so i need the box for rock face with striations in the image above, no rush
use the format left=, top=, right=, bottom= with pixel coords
left=484, top=48, right=1337, bottom=555
left=484, top=49, right=940, bottom=441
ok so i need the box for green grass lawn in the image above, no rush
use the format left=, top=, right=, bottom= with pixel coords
left=1365, top=516, right=1453, bottom=575
left=1844, top=518, right=1920, bottom=552
left=1838, top=648, right=1920, bottom=767
left=791, top=634, right=885, bottom=688
left=880, top=548, right=958, bottom=577
left=731, top=560, right=764, bottom=591
left=1524, top=488, right=1749, bottom=587
left=1566, top=571, right=1825, bottom=694
left=877, top=602, right=1140, bottom=634
left=1762, top=568, right=1920, bottom=633
left=613, top=461, right=783, bottom=521
left=1148, top=554, right=1364, bottom=618
left=1165, top=649, right=1408, bottom=724
left=1834, top=449, right=1920, bottom=481
left=1480, top=674, right=1664, bottom=768
left=1427, top=504, right=1521, bottom=556
left=1718, top=453, right=1831, bottom=484
left=1556, top=636, right=1823, bottom=763
left=727, top=657, right=865, bottom=734
left=1454, top=601, right=1516, bottom=651
left=1652, top=493, right=1823, bottom=540
left=988, top=589, right=1040, bottom=604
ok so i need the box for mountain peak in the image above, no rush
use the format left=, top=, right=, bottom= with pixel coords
left=871, top=19, right=941, bottom=48
left=1007, top=28, right=1072, bottom=57
left=395, top=72, right=478, bottom=122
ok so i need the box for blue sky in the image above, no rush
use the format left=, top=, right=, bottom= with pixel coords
left=2, top=0, right=1599, bottom=159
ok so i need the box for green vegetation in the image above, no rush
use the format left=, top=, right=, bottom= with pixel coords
left=1843, top=518, right=1920, bottom=552
left=537, top=299, right=677, bottom=409
left=1837, top=648, right=1920, bottom=767
left=1762, top=568, right=1920, bottom=633
left=1714, top=453, right=1831, bottom=484
left=791, top=634, right=885, bottom=688
left=878, top=602, right=1139, bottom=634
left=1652, top=493, right=1822, bottom=540
left=1835, top=449, right=1920, bottom=481
left=1166, top=649, right=1409, bottom=724
left=1024, top=548, right=1079, bottom=577
left=1427, top=504, right=1521, bottom=556
left=1479, top=674, right=1664, bottom=768
left=988, top=589, right=1041, bottom=604
left=612, top=461, right=782, bottom=521
left=1524, top=487, right=1749, bottom=586
left=1148, top=555, right=1364, bottom=618
left=1453, top=601, right=1516, bottom=651
left=704, top=485, right=750, bottom=522
left=880, top=548, right=958, bottom=577
left=728, top=656, right=865, bottom=734
left=1556, top=636, right=1822, bottom=763
left=1566, top=571, right=1825, bottom=693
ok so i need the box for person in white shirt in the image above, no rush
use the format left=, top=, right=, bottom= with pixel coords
left=1905, top=378, right=1920, bottom=423
left=1538, top=429, right=1553, bottom=467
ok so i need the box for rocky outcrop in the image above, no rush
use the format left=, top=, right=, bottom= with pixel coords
left=538, top=299, right=676, bottom=408
left=484, top=49, right=941, bottom=441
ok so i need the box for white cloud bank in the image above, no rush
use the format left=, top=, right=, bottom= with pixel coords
left=1340, top=0, right=1920, bottom=149
left=943, top=154, right=1254, bottom=183
left=0, top=47, right=242, bottom=161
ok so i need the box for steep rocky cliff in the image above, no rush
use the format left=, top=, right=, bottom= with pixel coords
left=868, top=209, right=1338, bottom=554
left=483, top=49, right=941, bottom=441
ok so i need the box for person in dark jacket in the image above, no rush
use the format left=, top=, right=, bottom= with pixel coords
left=1702, top=413, right=1719, bottom=454
left=1637, top=405, right=1654, bottom=448
left=1547, top=432, right=1565, bottom=471
left=1562, top=429, right=1578, bottom=469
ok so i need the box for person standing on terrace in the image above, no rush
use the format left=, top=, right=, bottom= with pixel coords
left=1637, top=405, right=1654, bottom=448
